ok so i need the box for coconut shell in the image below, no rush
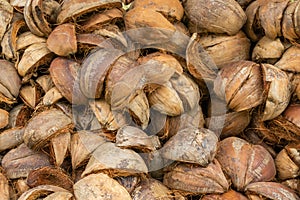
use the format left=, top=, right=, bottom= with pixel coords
left=184, top=0, right=246, bottom=35
left=163, top=160, right=229, bottom=195
left=23, top=108, right=73, bottom=150
left=2, top=144, right=51, bottom=179
left=216, top=137, right=276, bottom=190
left=46, top=24, right=77, bottom=56
left=82, top=142, right=148, bottom=177
left=27, top=167, right=73, bottom=191
left=50, top=57, right=87, bottom=105
left=57, top=0, right=122, bottom=24
left=161, top=127, right=218, bottom=166
left=245, top=182, right=300, bottom=200
left=73, top=173, right=132, bottom=200
left=214, top=60, right=264, bottom=112
left=261, top=64, right=291, bottom=121
left=199, top=31, right=251, bottom=68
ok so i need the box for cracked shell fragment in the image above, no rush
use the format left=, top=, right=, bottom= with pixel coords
left=261, top=64, right=291, bottom=121
left=163, top=160, right=229, bottom=195
left=18, top=185, right=70, bottom=200
left=0, top=172, right=9, bottom=200
left=79, top=47, right=123, bottom=99
left=73, top=173, right=132, bottom=200
left=0, top=0, right=13, bottom=41
left=57, top=0, right=122, bottom=24
left=131, top=178, right=174, bottom=200
left=82, top=142, right=148, bottom=177
left=116, top=125, right=161, bottom=152
left=245, top=182, right=300, bottom=200
left=161, top=127, right=218, bottom=166
left=17, top=42, right=53, bottom=77
left=0, top=59, right=21, bottom=104
left=23, top=108, right=73, bottom=150
left=71, top=131, right=106, bottom=169
left=1, top=143, right=50, bottom=179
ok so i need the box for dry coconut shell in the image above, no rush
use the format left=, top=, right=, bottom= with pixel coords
left=43, top=191, right=73, bottom=200
left=82, top=142, right=148, bottom=177
left=30, top=0, right=58, bottom=36
left=163, top=160, right=229, bottom=195
left=1, top=18, right=26, bottom=59
left=275, top=147, right=300, bottom=180
left=132, top=0, right=184, bottom=21
left=216, top=137, right=276, bottom=191
left=261, top=63, right=291, bottom=121
left=110, top=59, right=176, bottom=111
left=14, top=179, right=30, bottom=196
left=9, top=104, right=32, bottom=128
left=258, top=0, right=289, bottom=40
left=0, top=0, right=13, bottom=41
left=49, top=57, right=87, bottom=105
left=24, top=0, right=45, bottom=37
left=0, top=172, right=9, bottom=200
left=244, top=0, right=266, bottom=42
left=70, top=131, right=106, bottom=169
left=73, top=173, right=131, bottom=200
left=0, top=109, right=8, bottom=129
left=116, top=125, right=161, bottom=152
left=0, top=127, right=24, bottom=152
left=186, top=33, right=218, bottom=83
left=89, top=100, right=128, bottom=131
left=17, top=42, right=53, bottom=77
left=57, top=0, right=122, bottom=24
left=245, top=182, right=300, bottom=200
left=42, top=87, right=63, bottom=106
left=184, top=0, right=246, bottom=35
left=131, top=178, right=174, bottom=200
left=50, top=132, right=71, bottom=166
left=199, top=31, right=251, bottom=68
left=16, top=32, right=46, bottom=51
left=36, top=75, right=54, bottom=93
left=282, top=1, right=299, bottom=45
left=19, top=83, right=43, bottom=109
left=206, top=110, right=251, bottom=138
left=161, top=127, right=218, bottom=166
left=127, top=90, right=150, bottom=130
left=282, top=179, right=300, bottom=194
left=275, top=46, right=300, bottom=72
left=79, top=47, right=123, bottom=98
left=124, top=7, right=176, bottom=45
left=105, top=55, right=137, bottom=103
left=0, top=60, right=21, bottom=104
left=148, top=82, right=184, bottom=116
left=137, top=52, right=183, bottom=74
left=169, top=73, right=200, bottom=112
left=1, top=143, right=51, bottom=179
left=81, top=8, right=124, bottom=32
left=159, top=104, right=205, bottom=140
left=46, top=23, right=77, bottom=56
left=18, top=185, right=70, bottom=200
left=213, top=60, right=264, bottom=112
left=27, top=167, right=73, bottom=191
left=23, top=108, right=73, bottom=150
left=252, top=36, right=285, bottom=63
